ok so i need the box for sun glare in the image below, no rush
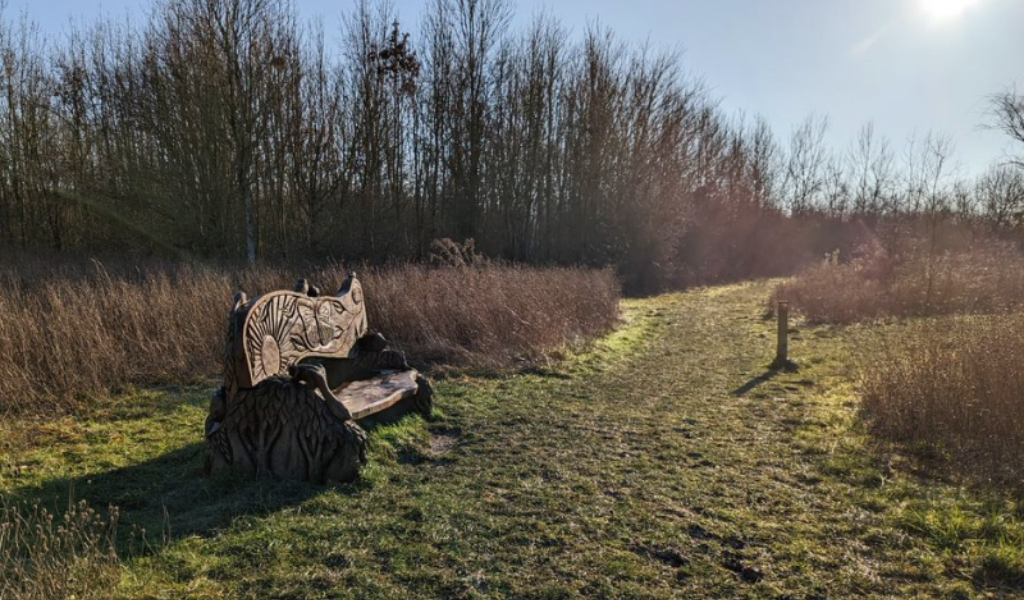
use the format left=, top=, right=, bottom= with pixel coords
left=919, top=0, right=979, bottom=20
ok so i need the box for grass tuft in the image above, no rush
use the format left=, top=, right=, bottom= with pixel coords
left=774, top=245, right=1024, bottom=488
left=0, top=498, right=121, bottom=600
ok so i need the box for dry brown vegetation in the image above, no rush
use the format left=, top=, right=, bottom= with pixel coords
left=0, top=499, right=121, bottom=600
left=862, top=315, right=1024, bottom=486
left=0, top=260, right=619, bottom=415
left=775, top=244, right=1024, bottom=486
left=773, top=243, right=1024, bottom=324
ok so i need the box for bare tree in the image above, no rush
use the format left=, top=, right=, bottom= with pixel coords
left=783, top=114, right=830, bottom=214
left=989, top=87, right=1024, bottom=168
left=848, top=122, right=895, bottom=218
left=977, top=166, right=1024, bottom=232
left=3, top=0, right=1023, bottom=293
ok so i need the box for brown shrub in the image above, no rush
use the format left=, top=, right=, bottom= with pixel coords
left=773, top=243, right=1024, bottom=324
left=0, top=499, right=121, bottom=600
left=861, top=315, right=1024, bottom=487
left=0, top=261, right=619, bottom=415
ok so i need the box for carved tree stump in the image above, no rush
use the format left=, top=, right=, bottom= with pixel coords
left=205, top=273, right=433, bottom=483
left=206, top=365, right=367, bottom=483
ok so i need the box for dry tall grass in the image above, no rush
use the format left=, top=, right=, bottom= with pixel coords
left=862, top=315, right=1024, bottom=487
left=367, top=265, right=619, bottom=368
left=0, top=499, right=121, bottom=600
left=773, top=243, right=1024, bottom=487
left=0, top=261, right=619, bottom=415
left=773, top=244, right=1024, bottom=324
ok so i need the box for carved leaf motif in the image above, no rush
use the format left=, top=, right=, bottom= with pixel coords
left=246, top=295, right=300, bottom=380
left=317, top=301, right=334, bottom=346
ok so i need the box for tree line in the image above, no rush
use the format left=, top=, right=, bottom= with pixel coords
left=0, top=0, right=1022, bottom=291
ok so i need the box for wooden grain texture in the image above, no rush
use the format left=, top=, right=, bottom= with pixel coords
left=229, top=273, right=368, bottom=390
left=207, top=272, right=433, bottom=483
left=205, top=367, right=367, bottom=483
left=337, top=370, right=420, bottom=421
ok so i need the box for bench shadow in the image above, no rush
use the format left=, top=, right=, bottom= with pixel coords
left=8, top=441, right=358, bottom=546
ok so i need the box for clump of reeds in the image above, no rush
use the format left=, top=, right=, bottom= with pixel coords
left=861, top=314, right=1024, bottom=487
left=772, top=243, right=1024, bottom=324
left=0, top=499, right=121, bottom=600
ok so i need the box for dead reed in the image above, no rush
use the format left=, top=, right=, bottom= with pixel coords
left=773, top=244, right=1024, bottom=487
left=366, top=264, right=620, bottom=368
left=773, top=244, right=1024, bottom=324
left=0, top=499, right=121, bottom=600
left=0, top=260, right=619, bottom=415
left=861, top=314, right=1024, bottom=487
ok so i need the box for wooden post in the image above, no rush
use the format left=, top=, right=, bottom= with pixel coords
left=775, top=300, right=789, bottom=367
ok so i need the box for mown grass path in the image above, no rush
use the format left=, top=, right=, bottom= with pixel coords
left=2, top=283, right=1020, bottom=599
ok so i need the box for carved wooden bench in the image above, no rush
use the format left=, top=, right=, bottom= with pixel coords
left=205, top=273, right=432, bottom=483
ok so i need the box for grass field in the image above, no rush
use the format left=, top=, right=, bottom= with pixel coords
left=1, top=282, right=1020, bottom=599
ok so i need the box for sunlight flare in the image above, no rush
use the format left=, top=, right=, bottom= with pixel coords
left=918, top=0, right=980, bottom=20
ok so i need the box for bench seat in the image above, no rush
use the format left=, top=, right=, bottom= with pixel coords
left=336, top=369, right=420, bottom=421
left=205, top=272, right=434, bottom=483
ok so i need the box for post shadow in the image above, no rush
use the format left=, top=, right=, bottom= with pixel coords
left=731, top=360, right=798, bottom=397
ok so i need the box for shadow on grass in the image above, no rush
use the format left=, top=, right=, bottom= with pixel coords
left=732, top=368, right=780, bottom=397
left=8, top=441, right=360, bottom=547
left=732, top=360, right=800, bottom=397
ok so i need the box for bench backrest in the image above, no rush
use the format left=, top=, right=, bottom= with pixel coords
left=228, top=273, right=368, bottom=389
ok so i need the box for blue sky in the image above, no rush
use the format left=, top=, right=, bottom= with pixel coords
left=16, top=0, right=1024, bottom=176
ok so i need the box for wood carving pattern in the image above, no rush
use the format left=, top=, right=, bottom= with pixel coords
left=208, top=272, right=433, bottom=483
left=205, top=365, right=367, bottom=483
left=233, top=275, right=368, bottom=389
